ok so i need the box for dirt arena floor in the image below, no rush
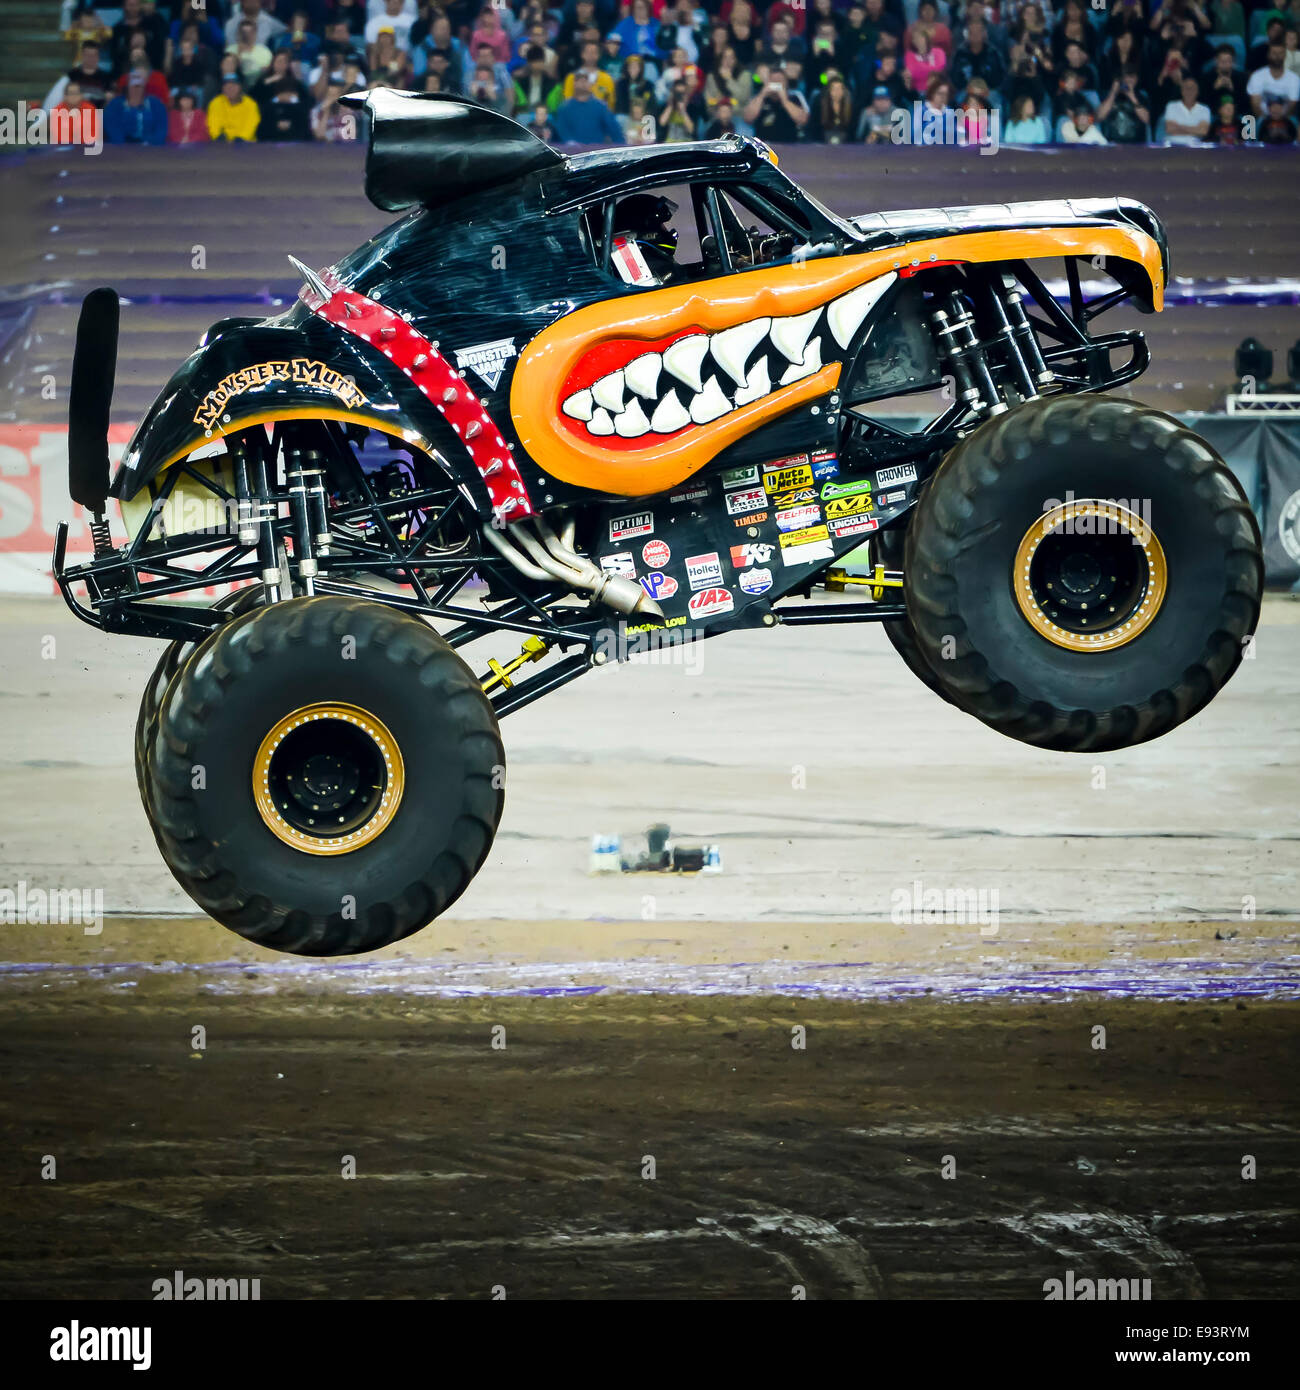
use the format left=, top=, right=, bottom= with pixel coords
left=0, top=595, right=1297, bottom=1298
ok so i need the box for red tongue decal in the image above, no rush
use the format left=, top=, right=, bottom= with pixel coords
left=560, top=327, right=705, bottom=399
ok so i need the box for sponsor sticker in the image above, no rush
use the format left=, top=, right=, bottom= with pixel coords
left=780, top=537, right=836, bottom=567
left=600, top=551, right=636, bottom=578
left=875, top=464, right=919, bottom=488
left=688, top=586, right=734, bottom=619
left=627, top=615, right=687, bottom=632
left=730, top=542, right=776, bottom=568
left=721, top=465, right=760, bottom=489
left=820, top=477, right=873, bottom=501
left=610, top=511, right=653, bottom=541
left=640, top=571, right=678, bottom=600
left=685, top=551, right=724, bottom=590
left=829, top=515, right=879, bottom=538
left=731, top=510, right=769, bottom=527
left=825, top=493, right=874, bottom=519
left=779, top=524, right=831, bottom=549
left=810, top=449, right=839, bottom=481
left=763, top=462, right=815, bottom=495
left=642, top=539, right=670, bottom=569
left=739, top=567, right=773, bottom=595
left=771, top=488, right=816, bottom=509
left=879, top=489, right=907, bottom=506
left=725, top=486, right=767, bottom=516
left=452, top=337, right=517, bottom=391
left=670, top=482, right=710, bottom=505
left=776, top=503, right=823, bottom=532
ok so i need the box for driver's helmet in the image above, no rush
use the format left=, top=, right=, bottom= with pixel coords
left=611, top=194, right=679, bottom=278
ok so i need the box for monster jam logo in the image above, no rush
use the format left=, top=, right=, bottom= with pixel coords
left=194, top=359, right=367, bottom=430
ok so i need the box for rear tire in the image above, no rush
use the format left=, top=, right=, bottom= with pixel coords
left=905, top=395, right=1263, bottom=752
left=143, top=595, right=504, bottom=955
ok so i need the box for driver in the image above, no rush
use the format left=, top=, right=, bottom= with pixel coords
left=609, top=194, right=680, bottom=284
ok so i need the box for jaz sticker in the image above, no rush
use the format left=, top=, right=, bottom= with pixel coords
left=452, top=337, right=518, bottom=391
left=725, top=487, right=767, bottom=516
left=875, top=464, right=919, bottom=488
left=763, top=463, right=814, bottom=495
left=776, top=504, right=822, bottom=532
left=730, top=542, right=775, bottom=568
left=610, top=512, right=653, bottom=542
left=686, top=552, right=723, bottom=590
left=688, top=587, right=734, bottom=618
left=642, top=539, right=670, bottom=568
left=721, top=465, right=760, bottom=489
left=600, top=551, right=636, bottom=578
left=739, top=567, right=773, bottom=595
left=640, top=571, right=678, bottom=600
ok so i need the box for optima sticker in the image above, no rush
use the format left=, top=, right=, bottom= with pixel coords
left=194, top=358, right=366, bottom=431
left=610, top=512, right=653, bottom=541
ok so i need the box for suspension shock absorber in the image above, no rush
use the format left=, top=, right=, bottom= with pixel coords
left=930, top=290, right=1006, bottom=418
left=284, top=442, right=317, bottom=596
left=980, top=279, right=1038, bottom=402
left=303, top=448, right=331, bottom=557
left=229, top=437, right=259, bottom=547
left=1001, top=274, right=1054, bottom=389
left=249, top=437, right=281, bottom=603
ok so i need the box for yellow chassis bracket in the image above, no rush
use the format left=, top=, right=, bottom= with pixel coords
left=482, top=636, right=550, bottom=693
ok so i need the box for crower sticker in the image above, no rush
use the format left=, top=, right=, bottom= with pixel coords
left=876, top=464, right=919, bottom=488
left=688, top=587, right=734, bottom=619
left=686, top=552, right=724, bottom=590
left=557, top=280, right=894, bottom=450
left=194, top=359, right=366, bottom=431
left=610, top=512, right=653, bottom=541
left=453, top=338, right=518, bottom=391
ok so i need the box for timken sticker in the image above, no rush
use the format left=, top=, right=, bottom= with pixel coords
left=193, top=358, right=366, bottom=431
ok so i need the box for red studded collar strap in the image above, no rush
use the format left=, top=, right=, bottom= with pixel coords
left=302, top=270, right=534, bottom=522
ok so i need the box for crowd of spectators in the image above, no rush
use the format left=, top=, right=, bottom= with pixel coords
left=44, top=0, right=1300, bottom=148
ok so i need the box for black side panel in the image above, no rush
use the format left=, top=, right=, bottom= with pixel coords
left=340, top=90, right=562, bottom=214
left=840, top=281, right=944, bottom=405
left=68, top=287, right=119, bottom=511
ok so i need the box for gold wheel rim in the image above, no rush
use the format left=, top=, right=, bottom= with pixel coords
left=1012, top=500, right=1167, bottom=652
left=252, top=702, right=405, bottom=856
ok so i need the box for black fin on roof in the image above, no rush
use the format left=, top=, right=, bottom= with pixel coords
left=339, top=90, right=563, bottom=213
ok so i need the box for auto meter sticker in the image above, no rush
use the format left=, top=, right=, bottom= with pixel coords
left=640, top=571, right=679, bottom=601
left=821, top=477, right=873, bottom=501
left=721, top=465, right=760, bottom=489
left=642, top=539, right=670, bottom=568
left=829, top=515, right=879, bottom=538
left=686, top=552, right=724, bottom=590
left=670, top=482, right=710, bottom=505
left=825, top=493, right=874, bottom=519
left=731, top=510, right=769, bottom=527
left=763, top=462, right=815, bottom=494
left=600, top=551, right=636, bottom=578
left=688, top=587, right=734, bottom=618
left=772, top=488, right=816, bottom=509
left=730, top=542, right=775, bottom=568
left=879, top=489, right=907, bottom=506
left=739, top=567, right=773, bottom=595
left=610, top=512, right=653, bottom=541
left=725, top=487, right=767, bottom=516
left=776, top=504, right=823, bottom=532
left=875, top=464, right=919, bottom=488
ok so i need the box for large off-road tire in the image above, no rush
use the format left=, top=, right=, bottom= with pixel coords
left=875, top=525, right=952, bottom=704
left=905, top=395, right=1263, bottom=752
left=143, top=595, right=504, bottom=955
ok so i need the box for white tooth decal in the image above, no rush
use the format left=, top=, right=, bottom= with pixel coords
left=624, top=352, right=661, bottom=400
left=663, top=334, right=709, bottom=393
left=588, top=407, right=615, bottom=436
left=769, top=307, right=822, bottom=363
left=614, top=397, right=650, bottom=437
left=562, top=388, right=593, bottom=422
left=689, top=376, right=732, bottom=424
left=732, top=357, right=770, bottom=406
left=651, top=390, right=691, bottom=434
left=591, top=369, right=625, bottom=414
left=779, top=337, right=822, bottom=386
left=710, top=317, right=770, bottom=386
left=828, top=274, right=896, bottom=349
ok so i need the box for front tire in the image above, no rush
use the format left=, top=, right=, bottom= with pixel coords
left=905, top=395, right=1263, bottom=752
left=143, top=595, right=504, bottom=954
